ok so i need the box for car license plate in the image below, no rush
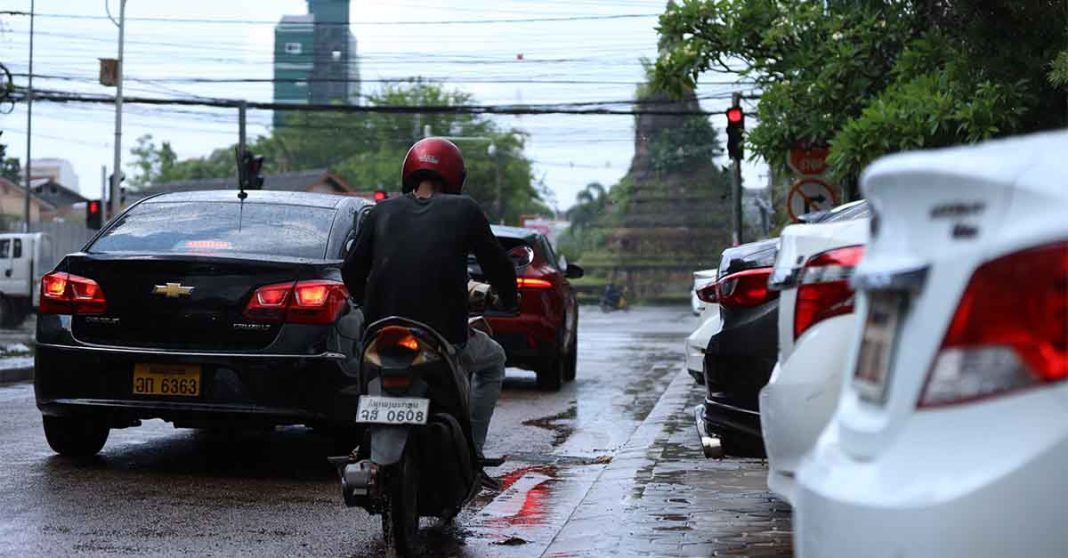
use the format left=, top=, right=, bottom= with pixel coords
left=853, top=292, right=907, bottom=404
left=133, top=363, right=201, bottom=397
left=356, top=396, right=429, bottom=425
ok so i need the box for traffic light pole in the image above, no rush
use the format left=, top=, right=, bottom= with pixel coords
left=730, top=92, right=743, bottom=246
left=238, top=101, right=246, bottom=169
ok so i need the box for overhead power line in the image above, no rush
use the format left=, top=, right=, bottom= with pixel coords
left=12, top=12, right=659, bottom=26
left=11, top=88, right=730, bottom=116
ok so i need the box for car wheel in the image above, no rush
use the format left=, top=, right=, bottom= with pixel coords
left=536, top=350, right=564, bottom=391
left=42, top=416, right=109, bottom=457
left=562, top=329, right=577, bottom=383
left=719, top=431, right=766, bottom=458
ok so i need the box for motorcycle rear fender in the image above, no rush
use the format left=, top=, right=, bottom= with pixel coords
left=370, top=425, right=409, bottom=465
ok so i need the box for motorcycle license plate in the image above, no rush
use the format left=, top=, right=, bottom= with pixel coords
left=356, top=396, right=429, bottom=425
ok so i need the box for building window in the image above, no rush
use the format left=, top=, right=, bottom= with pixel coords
left=295, top=81, right=308, bottom=88
left=284, top=42, right=302, bottom=55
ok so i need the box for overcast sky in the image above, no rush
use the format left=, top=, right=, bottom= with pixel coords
left=1, top=0, right=764, bottom=208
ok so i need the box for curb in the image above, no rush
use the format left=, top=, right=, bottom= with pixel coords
left=0, top=366, right=33, bottom=385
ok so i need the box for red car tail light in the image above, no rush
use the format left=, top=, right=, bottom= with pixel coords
left=716, top=267, right=777, bottom=308
left=696, top=283, right=719, bottom=304
left=517, top=277, right=553, bottom=289
left=244, top=280, right=349, bottom=325
left=794, top=245, right=865, bottom=340
left=918, top=241, right=1068, bottom=408
left=40, top=272, right=107, bottom=315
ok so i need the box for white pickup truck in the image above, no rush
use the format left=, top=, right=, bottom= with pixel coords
left=0, top=233, right=57, bottom=328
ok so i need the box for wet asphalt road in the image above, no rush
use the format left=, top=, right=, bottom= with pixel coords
left=0, top=306, right=791, bottom=557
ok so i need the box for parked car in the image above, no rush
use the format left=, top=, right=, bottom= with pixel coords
left=35, top=191, right=373, bottom=456
left=759, top=200, right=870, bottom=503
left=475, top=225, right=582, bottom=391
left=684, top=269, right=720, bottom=384
left=691, top=269, right=717, bottom=316
left=694, top=237, right=779, bottom=457
left=795, top=131, right=1068, bottom=557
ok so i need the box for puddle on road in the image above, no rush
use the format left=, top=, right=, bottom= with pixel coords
left=521, top=406, right=577, bottom=447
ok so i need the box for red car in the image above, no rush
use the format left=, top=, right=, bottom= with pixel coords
left=473, top=226, right=582, bottom=390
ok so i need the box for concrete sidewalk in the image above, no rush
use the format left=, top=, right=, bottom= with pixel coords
left=542, top=370, right=793, bottom=557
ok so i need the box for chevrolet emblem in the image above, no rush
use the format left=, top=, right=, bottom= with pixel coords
left=152, top=283, right=195, bottom=298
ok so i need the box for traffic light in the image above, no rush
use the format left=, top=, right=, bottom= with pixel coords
left=237, top=149, right=265, bottom=192
left=373, top=190, right=388, bottom=202
left=726, top=105, right=745, bottom=160
left=86, top=199, right=103, bottom=230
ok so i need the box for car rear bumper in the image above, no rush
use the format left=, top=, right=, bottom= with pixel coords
left=796, top=388, right=1068, bottom=558
left=760, top=314, right=856, bottom=503
left=700, top=395, right=761, bottom=438
left=487, top=313, right=558, bottom=366
left=34, top=344, right=360, bottom=428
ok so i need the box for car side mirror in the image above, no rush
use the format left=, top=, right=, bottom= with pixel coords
left=507, top=245, right=534, bottom=272
left=565, top=263, right=584, bottom=279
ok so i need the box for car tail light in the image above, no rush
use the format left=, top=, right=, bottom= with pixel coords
left=517, top=277, right=552, bottom=289
left=39, top=272, right=107, bottom=315
left=919, top=241, right=1068, bottom=408
left=794, top=245, right=865, bottom=339
left=716, top=267, right=777, bottom=308
left=696, top=283, right=719, bottom=304
left=244, top=280, right=349, bottom=325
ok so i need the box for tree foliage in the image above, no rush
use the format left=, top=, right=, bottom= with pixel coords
left=129, top=82, right=548, bottom=224
left=654, top=0, right=1067, bottom=180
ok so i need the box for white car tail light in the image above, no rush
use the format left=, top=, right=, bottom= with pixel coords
left=919, top=241, right=1067, bottom=408
left=794, top=245, right=865, bottom=340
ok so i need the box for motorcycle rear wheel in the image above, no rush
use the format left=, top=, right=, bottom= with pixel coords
left=382, top=446, right=420, bottom=556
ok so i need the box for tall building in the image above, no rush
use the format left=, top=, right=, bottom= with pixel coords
left=273, top=0, right=360, bottom=127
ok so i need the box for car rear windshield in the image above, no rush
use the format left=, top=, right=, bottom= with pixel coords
left=89, top=201, right=337, bottom=259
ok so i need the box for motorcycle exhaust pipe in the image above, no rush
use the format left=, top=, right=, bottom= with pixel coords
left=332, top=458, right=378, bottom=508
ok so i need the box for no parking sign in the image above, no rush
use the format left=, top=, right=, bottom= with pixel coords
left=787, top=178, right=837, bottom=222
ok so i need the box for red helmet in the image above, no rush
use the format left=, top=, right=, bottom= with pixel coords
left=401, top=137, right=467, bottom=194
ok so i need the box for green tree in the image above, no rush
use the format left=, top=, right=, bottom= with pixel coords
left=655, top=0, right=1067, bottom=181
left=0, top=141, right=19, bottom=183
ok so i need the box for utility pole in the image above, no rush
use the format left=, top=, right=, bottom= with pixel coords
left=22, top=0, right=35, bottom=233
left=238, top=100, right=247, bottom=166
left=109, top=0, right=127, bottom=221
left=488, top=143, right=502, bottom=223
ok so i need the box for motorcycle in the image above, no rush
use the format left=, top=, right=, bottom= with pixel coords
left=599, top=283, right=630, bottom=313
left=329, top=245, right=533, bottom=555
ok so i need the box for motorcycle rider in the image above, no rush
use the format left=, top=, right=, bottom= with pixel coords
left=342, top=137, right=518, bottom=455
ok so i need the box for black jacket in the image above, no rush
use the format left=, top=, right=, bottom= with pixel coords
left=342, top=193, right=518, bottom=345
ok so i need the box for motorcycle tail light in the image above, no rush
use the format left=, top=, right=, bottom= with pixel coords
left=40, top=272, right=107, bottom=315
left=919, top=241, right=1067, bottom=408
left=716, top=267, right=777, bottom=308
left=364, top=326, right=441, bottom=368
left=381, top=375, right=412, bottom=391
left=244, top=280, right=349, bottom=324
left=794, top=245, right=864, bottom=340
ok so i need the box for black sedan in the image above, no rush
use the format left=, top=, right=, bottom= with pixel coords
left=696, top=238, right=779, bottom=457
left=34, top=190, right=372, bottom=456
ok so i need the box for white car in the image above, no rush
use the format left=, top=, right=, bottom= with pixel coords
left=691, top=269, right=717, bottom=316
left=760, top=200, right=870, bottom=503
left=795, top=130, right=1068, bottom=557
left=685, top=269, right=720, bottom=383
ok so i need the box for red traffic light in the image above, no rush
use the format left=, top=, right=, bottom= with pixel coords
left=726, top=107, right=744, bottom=125
left=373, top=190, right=388, bottom=202
left=88, top=200, right=99, bottom=214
